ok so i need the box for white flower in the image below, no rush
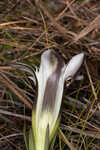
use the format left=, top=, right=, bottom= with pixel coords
left=11, top=50, right=84, bottom=150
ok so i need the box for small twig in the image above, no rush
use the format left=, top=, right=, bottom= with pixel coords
left=61, top=125, right=100, bottom=140
left=74, top=15, right=100, bottom=42
left=85, top=61, right=97, bottom=100
left=0, top=66, right=12, bottom=70
left=38, top=1, right=67, bottom=37
left=0, top=109, right=31, bottom=121
left=0, top=20, right=27, bottom=27
left=0, top=71, right=33, bottom=109
left=0, top=133, right=23, bottom=142
left=59, top=129, right=77, bottom=150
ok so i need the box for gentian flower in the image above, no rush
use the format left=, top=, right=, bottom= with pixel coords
left=11, top=50, right=84, bottom=150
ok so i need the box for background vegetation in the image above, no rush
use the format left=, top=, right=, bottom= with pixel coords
left=0, top=0, right=100, bottom=149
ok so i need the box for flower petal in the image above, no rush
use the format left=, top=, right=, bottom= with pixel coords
left=64, top=53, right=84, bottom=81
left=36, top=50, right=65, bottom=137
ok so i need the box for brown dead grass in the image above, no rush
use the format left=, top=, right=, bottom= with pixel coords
left=0, top=0, right=100, bottom=149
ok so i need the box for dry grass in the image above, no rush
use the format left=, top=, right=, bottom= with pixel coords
left=0, top=0, right=100, bottom=149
